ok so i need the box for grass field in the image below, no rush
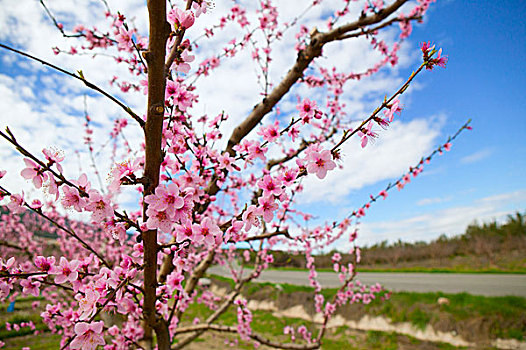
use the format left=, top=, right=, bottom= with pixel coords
left=1, top=278, right=524, bottom=349
left=210, top=274, right=526, bottom=343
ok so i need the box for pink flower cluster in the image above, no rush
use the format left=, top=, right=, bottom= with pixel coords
left=305, top=145, right=336, bottom=179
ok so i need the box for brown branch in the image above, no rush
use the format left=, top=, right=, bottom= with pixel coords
left=335, top=15, right=422, bottom=41
left=0, top=128, right=141, bottom=232
left=0, top=185, right=111, bottom=268
left=266, top=127, right=337, bottom=171
left=142, top=0, right=171, bottom=348
left=60, top=278, right=129, bottom=350
left=164, top=0, right=194, bottom=74
left=330, top=62, right=425, bottom=152
left=0, top=239, right=32, bottom=255
left=0, top=43, right=144, bottom=128
left=172, top=249, right=215, bottom=321
left=242, top=229, right=290, bottom=242
left=173, top=324, right=320, bottom=349
left=172, top=251, right=275, bottom=349
left=0, top=271, right=48, bottom=278
left=201, top=0, right=411, bottom=207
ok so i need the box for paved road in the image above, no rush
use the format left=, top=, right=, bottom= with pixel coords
left=209, top=266, right=526, bottom=297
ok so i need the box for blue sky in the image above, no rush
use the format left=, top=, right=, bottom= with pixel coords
left=0, top=0, right=524, bottom=249
left=299, top=0, right=526, bottom=248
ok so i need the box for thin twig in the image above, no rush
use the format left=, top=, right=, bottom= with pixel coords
left=0, top=43, right=145, bottom=128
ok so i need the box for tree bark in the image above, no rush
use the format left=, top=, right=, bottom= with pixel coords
left=142, top=0, right=171, bottom=349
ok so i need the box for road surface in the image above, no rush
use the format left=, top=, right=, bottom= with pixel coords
left=209, top=266, right=526, bottom=297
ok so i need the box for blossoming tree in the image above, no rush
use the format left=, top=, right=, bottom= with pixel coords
left=0, top=0, right=470, bottom=349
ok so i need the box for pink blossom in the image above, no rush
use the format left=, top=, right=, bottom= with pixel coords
left=288, top=124, right=300, bottom=141
left=172, top=193, right=194, bottom=224
left=20, top=278, right=41, bottom=297
left=144, top=183, right=184, bottom=219
left=242, top=205, right=262, bottom=231
left=257, top=121, right=280, bottom=143
left=193, top=1, right=207, bottom=17
left=145, top=207, right=173, bottom=233
left=103, top=219, right=127, bottom=241
left=306, top=150, right=336, bottom=179
left=70, top=321, right=105, bottom=350
left=175, top=224, right=195, bottom=243
left=42, top=147, right=64, bottom=163
left=76, top=288, right=100, bottom=320
left=358, top=121, right=377, bottom=148
left=51, top=257, right=80, bottom=284
left=297, top=98, right=318, bottom=123
left=44, top=176, right=60, bottom=200
left=30, top=199, right=43, bottom=209
left=1, top=257, right=15, bottom=272
left=20, top=158, right=47, bottom=188
left=115, top=27, right=133, bottom=51
left=173, top=50, right=195, bottom=73
left=383, top=99, right=401, bottom=123
left=42, top=147, right=64, bottom=173
left=192, top=217, right=220, bottom=246
left=279, top=167, right=298, bottom=187
left=85, top=190, right=114, bottom=222
left=218, top=152, right=239, bottom=172
left=34, top=256, right=55, bottom=272
left=247, top=142, right=267, bottom=162
left=61, top=185, right=87, bottom=212
left=168, top=8, right=195, bottom=30
left=0, top=281, right=11, bottom=299
left=258, top=196, right=278, bottom=223
left=167, top=271, right=184, bottom=292
left=324, top=302, right=336, bottom=316
left=7, top=192, right=25, bottom=214
left=72, top=173, right=91, bottom=193
left=109, top=159, right=141, bottom=191
left=434, top=48, right=448, bottom=68
left=257, top=175, right=283, bottom=197
left=421, top=41, right=434, bottom=55
left=225, top=220, right=244, bottom=242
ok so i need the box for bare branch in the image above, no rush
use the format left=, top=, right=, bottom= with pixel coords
left=0, top=184, right=111, bottom=268
left=202, top=0, right=412, bottom=204
left=0, top=43, right=145, bottom=128
left=164, top=0, right=194, bottom=74
left=174, top=324, right=320, bottom=349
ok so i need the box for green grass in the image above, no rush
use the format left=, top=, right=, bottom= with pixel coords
left=363, top=291, right=526, bottom=340
left=2, top=333, right=62, bottom=350
left=0, top=296, right=50, bottom=340
left=0, top=297, right=62, bottom=349
left=3, top=278, right=524, bottom=348
left=181, top=292, right=464, bottom=350
left=209, top=274, right=526, bottom=341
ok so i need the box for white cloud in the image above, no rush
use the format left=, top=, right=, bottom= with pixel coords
left=0, top=0, right=445, bottom=220
left=298, top=116, right=443, bottom=204
left=349, top=189, right=526, bottom=248
left=461, top=148, right=492, bottom=164
left=417, top=195, right=452, bottom=206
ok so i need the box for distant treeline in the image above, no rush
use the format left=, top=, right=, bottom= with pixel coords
left=259, top=212, right=526, bottom=269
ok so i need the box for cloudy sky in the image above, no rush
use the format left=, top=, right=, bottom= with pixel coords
left=0, top=0, right=524, bottom=248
